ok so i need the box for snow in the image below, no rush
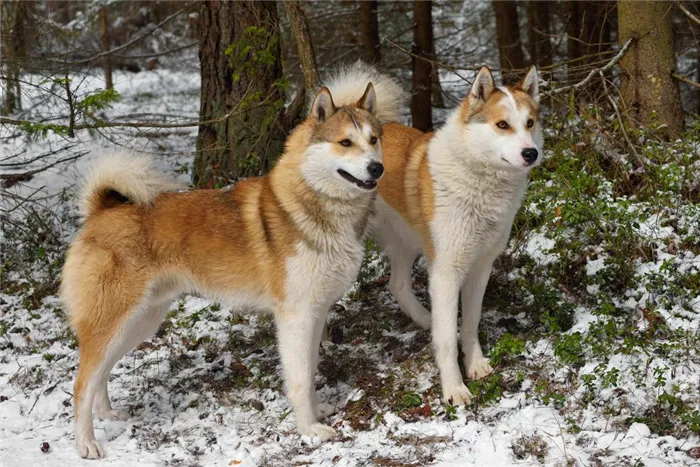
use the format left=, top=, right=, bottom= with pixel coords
left=2, top=68, right=700, bottom=466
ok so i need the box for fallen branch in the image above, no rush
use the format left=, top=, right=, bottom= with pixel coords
left=1, top=152, right=88, bottom=188
left=546, top=38, right=635, bottom=96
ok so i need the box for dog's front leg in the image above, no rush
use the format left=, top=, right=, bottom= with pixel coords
left=429, top=263, right=472, bottom=405
left=275, top=305, right=336, bottom=440
left=460, top=256, right=495, bottom=380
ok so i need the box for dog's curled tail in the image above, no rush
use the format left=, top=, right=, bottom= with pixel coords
left=319, top=61, right=407, bottom=124
left=79, top=153, right=184, bottom=219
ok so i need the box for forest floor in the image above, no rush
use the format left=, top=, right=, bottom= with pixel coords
left=1, top=70, right=700, bottom=467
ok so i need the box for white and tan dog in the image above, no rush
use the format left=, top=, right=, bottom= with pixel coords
left=372, top=66, right=543, bottom=405
left=61, top=66, right=404, bottom=458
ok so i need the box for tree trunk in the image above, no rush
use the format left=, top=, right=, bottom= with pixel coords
left=1, top=1, right=27, bottom=115
left=283, top=0, right=318, bottom=91
left=526, top=1, right=552, bottom=69
left=359, top=0, right=381, bottom=64
left=431, top=39, right=444, bottom=108
left=99, top=8, right=113, bottom=91
left=493, top=0, right=524, bottom=83
left=618, top=0, right=683, bottom=139
left=194, top=0, right=286, bottom=188
left=411, top=0, right=433, bottom=132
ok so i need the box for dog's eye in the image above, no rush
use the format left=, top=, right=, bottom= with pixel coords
left=527, top=119, right=534, bottom=128
left=339, top=139, right=352, bottom=147
left=370, top=136, right=377, bottom=144
left=496, top=120, right=509, bottom=130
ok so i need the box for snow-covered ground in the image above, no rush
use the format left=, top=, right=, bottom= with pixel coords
left=2, top=70, right=699, bottom=466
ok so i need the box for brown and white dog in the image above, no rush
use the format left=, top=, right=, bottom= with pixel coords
left=61, top=65, right=404, bottom=458
left=371, top=66, right=543, bottom=405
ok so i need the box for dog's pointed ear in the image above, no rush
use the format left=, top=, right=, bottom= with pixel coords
left=311, top=87, right=337, bottom=123
left=469, top=67, right=495, bottom=103
left=515, top=66, right=539, bottom=103
left=356, top=82, right=376, bottom=115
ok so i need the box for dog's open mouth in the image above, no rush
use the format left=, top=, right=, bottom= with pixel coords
left=337, top=169, right=377, bottom=190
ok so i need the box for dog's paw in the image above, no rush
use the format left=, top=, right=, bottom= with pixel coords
left=315, top=402, right=336, bottom=420
left=95, top=408, right=129, bottom=421
left=465, top=357, right=494, bottom=380
left=442, top=383, right=473, bottom=405
left=76, top=437, right=104, bottom=459
left=299, top=422, right=337, bottom=440
left=413, top=311, right=432, bottom=330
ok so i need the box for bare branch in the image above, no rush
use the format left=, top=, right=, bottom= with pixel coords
left=1, top=152, right=88, bottom=188
left=672, top=72, right=700, bottom=89
left=546, top=38, right=635, bottom=96
left=48, top=5, right=195, bottom=66
left=679, top=3, right=700, bottom=26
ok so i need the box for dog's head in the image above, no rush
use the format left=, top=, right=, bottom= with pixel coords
left=301, top=84, right=384, bottom=199
left=458, top=66, right=543, bottom=171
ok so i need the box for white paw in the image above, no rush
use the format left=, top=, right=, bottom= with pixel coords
left=315, top=402, right=336, bottom=419
left=298, top=422, right=337, bottom=440
left=76, top=437, right=104, bottom=459
left=413, top=311, right=432, bottom=330
left=465, top=357, right=494, bottom=380
left=442, top=383, right=473, bottom=405
left=95, top=408, right=129, bottom=421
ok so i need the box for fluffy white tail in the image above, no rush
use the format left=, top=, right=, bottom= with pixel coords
left=315, top=61, right=406, bottom=124
left=79, top=153, right=185, bottom=219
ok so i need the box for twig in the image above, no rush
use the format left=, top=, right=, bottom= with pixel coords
left=546, top=38, right=635, bottom=96
left=672, top=72, right=700, bottom=89
left=599, top=70, right=641, bottom=165
left=679, top=3, right=700, bottom=26
left=114, top=41, right=198, bottom=60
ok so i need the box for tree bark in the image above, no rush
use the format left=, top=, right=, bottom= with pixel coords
left=431, top=39, right=444, bottom=108
left=526, top=1, right=552, bottom=69
left=282, top=0, right=319, bottom=90
left=492, top=0, right=524, bottom=83
left=360, top=0, right=381, bottom=64
left=99, top=8, right=113, bottom=90
left=618, top=0, right=683, bottom=139
left=411, top=0, right=433, bottom=132
left=194, top=0, right=286, bottom=188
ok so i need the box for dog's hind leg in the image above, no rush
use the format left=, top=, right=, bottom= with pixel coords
left=460, top=256, right=495, bottom=380
left=92, top=301, right=171, bottom=421
left=388, top=247, right=431, bottom=330
left=74, top=295, right=170, bottom=458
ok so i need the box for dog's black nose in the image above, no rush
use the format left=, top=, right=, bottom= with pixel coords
left=367, top=161, right=384, bottom=179
left=521, top=148, right=538, bottom=164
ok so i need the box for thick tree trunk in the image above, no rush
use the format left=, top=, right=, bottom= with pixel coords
left=618, top=0, right=683, bottom=139
left=411, top=0, right=433, bottom=132
left=526, top=1, right=552, bottom=69
left=194, top=0, right=286, bottom=188
left=492, top=0, right=524, bottom=83
left=360, top=0, right=381, bottom=64
left=282, top=0, right=318, bottom=91
left=99, top=8, right=113, bottom=91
